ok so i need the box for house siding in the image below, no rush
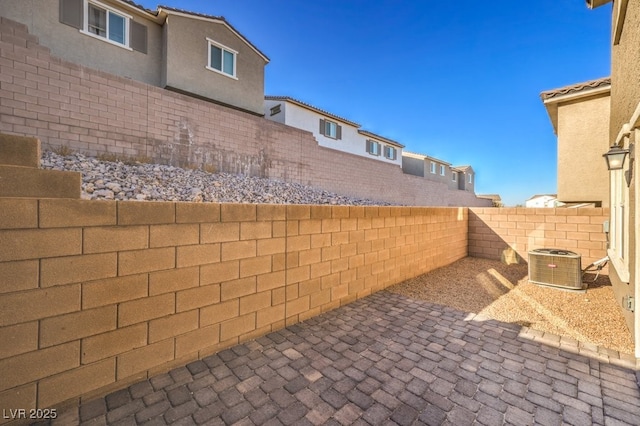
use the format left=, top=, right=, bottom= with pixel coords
left=0, top=0, right=164, bottom=86
left=556, top=94, right=610, bottom=206
left=163, top=14, right=266, bottom=115
left=609, top=0, right=640, bottom=344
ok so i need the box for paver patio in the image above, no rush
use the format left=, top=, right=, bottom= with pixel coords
left=51, top=291, right=640, bottom=426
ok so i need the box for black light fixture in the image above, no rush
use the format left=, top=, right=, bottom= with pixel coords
left=603, top=145, right=630, bottom=171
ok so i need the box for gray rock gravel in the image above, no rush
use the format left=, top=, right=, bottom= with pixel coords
left=41, top=151, right=393, bottom=205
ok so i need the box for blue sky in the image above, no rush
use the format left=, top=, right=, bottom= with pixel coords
left=139, top=1, right=612, bottom=206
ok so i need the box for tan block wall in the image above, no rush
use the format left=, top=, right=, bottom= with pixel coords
left=0, top=16, right=489, bottom=208
left=469, top=207, right=609, bottom=269
left=0, top=199, right=468, bottom=418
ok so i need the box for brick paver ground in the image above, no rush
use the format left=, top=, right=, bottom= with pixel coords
left=51, top=291, right=640, bottom=425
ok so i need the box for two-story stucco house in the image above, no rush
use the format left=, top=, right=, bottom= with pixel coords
left=402, top=152, right=475, bottom=192
left=0, top=0, right=269, bottom=115
left=541, top=77, right=611, bottom=207
left=587, top=0, right=640, bottom=355
left=264, top=96, right=404, bottom=166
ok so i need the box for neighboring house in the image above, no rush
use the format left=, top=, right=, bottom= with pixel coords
left=525, top=194, right=559, bottom=208
left=477, top=194, right=503, bottom=207
left=402, top=152, right=476, bottom=192
left=587, top=0, right=639, bottom=354
left=264, top=96, right=404, bottom=166
left=541, top=78, right=611, bottom=207
left=0, top=1, right=269, bottom=115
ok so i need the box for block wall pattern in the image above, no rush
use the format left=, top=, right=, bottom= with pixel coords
left=0, top=198, right=468, bottom=415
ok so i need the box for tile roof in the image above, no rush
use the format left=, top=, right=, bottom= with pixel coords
left=357, top=130, right=405, bottom=148
left=540, top=77, right=610, bottom=101
left=402, top=151, right=451, bottom=165
left=266, top=96, right=361, bottom=127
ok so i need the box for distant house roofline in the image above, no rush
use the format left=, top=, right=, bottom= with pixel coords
left=402, top=151, right=451, bottom=166
left=357, top=130, right=404, bottom=148
left=540, top=77, right=610, bottom=135
left=265, top=96, right=361, bottom=127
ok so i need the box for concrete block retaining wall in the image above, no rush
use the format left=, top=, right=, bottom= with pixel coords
left=0, top=198, right=468, bottom=417
left=469, top=207, right=610, bottom=269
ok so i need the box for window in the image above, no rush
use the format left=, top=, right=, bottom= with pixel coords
left=430, top=162, right=436, bottom=174
left=383, top=146, right=397, bottom=160
left=468, top=173, right=473, bottom=184
left=439, top=165, right=445, bottom=176
left=319, top=118, right=341, bottom=139
left=366, top=140, right=380, bottom=156
left=270, top=104, right=281, bottom=116
left=610, top=166, right=629, bottom=274
left=83, top=0, right=129, bottom=47
left=452, top=173, right=457, bottom=182
left=207, top=39, right=237, bottom=78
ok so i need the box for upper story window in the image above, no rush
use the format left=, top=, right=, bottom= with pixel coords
left=439, top=165, right=445, bottom=176
left=383, top=146, right=397, bottom=160
left=452, top=172, right=457, bottom=182
left=81, top=0, right=130, bottom=48
left=366, top=140, right=380, bottom=156
left=319, top=118, right=341, bottom=140
left=430, top=162, right=436, bottom=174
left=270, top=104, right=281, bottom=116
left=207, top=39, right=237, bottom=79
left=468, top=173, right=473, bottom=184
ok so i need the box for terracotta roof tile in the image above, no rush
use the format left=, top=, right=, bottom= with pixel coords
left=540, top=77, right=610, bottom=101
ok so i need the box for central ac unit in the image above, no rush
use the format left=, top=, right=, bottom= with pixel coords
left=528, top=248, right=584, bottom=290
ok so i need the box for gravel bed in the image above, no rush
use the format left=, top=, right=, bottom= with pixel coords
left=388, top=257, right=635, bottom=355
left=40, top=151, right=392, bottom=206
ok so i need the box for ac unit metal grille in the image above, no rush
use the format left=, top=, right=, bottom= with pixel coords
left=528, top=249, right=584, bottom=290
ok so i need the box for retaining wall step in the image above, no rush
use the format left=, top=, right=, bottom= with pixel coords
left=0, top=134, right=41, bottom=168
left=0, top=165, right=81, bottom=199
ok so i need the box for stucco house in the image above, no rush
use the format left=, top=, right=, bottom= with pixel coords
left=402, top=152, right=476, bottom=192
left=541, top=78, right=611, bottom=207
left=264, top=96, right=404, bottom=166
left=0, top=0, right=269, bottom=115
left=587, top=0, right=639, bottom=356
left=525, top=194, right=559, bottom=208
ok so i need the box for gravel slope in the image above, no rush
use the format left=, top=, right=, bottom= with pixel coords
left=388, top=257, right=634, bottom=355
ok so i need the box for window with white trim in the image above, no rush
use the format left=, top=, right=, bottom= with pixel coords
left=452, top=172, right=457, bottom=182
left=207, top=39, right=237, bottom=78
left=383, top=146, right=397, bottom=160
left=468, top=173, right=473, bottom=184
left=82, top=0, right=130, bottom=47
left=430, top=162, right=436, bottom=174
left=366, top=140, right=380, bottom=156
left=439, top=165, right=445, bottom=176
left=319, top=119, right=341, bottom=139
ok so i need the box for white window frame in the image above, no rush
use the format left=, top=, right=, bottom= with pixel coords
left=468, top=173, right=473, bottom=184
left=608, top=143, right=630, bottom=282
left=206, top=38, right=238, bottom=79
left=367, top=140, right=380, bottom=156
left=383, top=146, right=397, bottom=160
left=430, top=162, right=436, bottom=174
left=324, top=120, right=337, bottom=139
left=439, top=165, right=445, bottom=176
left=452, top=172, right=457, bottom=182
left=81, top=0, right=132, bottom=50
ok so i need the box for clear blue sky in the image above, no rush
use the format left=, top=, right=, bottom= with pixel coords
left=139, top=0, right=612, bottom=206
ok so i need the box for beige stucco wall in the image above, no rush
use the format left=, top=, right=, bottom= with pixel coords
left=556, top=94, right=610, bottom=206
left=608, top=0, right=640, bottom=344
left=163, top=14, right=266, bottom=115
left=0, top=0, right=164, bottom=86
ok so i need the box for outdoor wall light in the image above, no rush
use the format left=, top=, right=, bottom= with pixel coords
left=603, top=145, right=630, bottom=171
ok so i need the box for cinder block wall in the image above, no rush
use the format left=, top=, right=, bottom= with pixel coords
left=0, top=198, right=468, bottom=416
left=469, top=207, right=609, bottom=268
left=0, top=16, right=489, bottom=207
